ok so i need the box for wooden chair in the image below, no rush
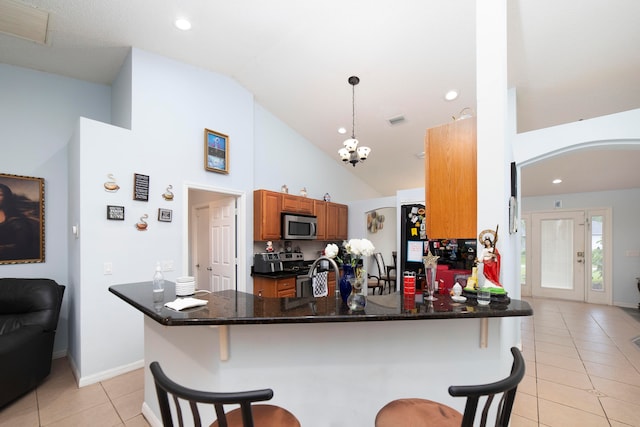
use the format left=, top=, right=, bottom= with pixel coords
left=375, top=347, right=525, bottom=427
left=150, top=361, right=300, bottom=427
left=367, top=273, right=384, bottom=295
left=374, top=252, right=396, bottom=293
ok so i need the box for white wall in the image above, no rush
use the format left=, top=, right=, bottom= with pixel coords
left=0, top=63, right=111, bottom=357
left=253, top=104, right=380, bottom=203
left=522, top=188, right=640, bottom=306
left=65, top=48, right=381, bottom=383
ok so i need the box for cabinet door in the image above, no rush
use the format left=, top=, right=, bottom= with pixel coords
left=327, top=271, right=336, bottom=296
left=253, top=276, right=276, bottom=297
left=326, top=203, right=340, bottom=240
left=282, top=194, right=314, bottom=215
left=425, top=117, right=477, bottom=238
left=276, top=277, right=296, bottom=298
left=281, top=194, right=299, bottom=213
left=298, top=197, right=314, bottom=215
left=336, top=204, right=348, bottom=240
left=254, top=190, right=281, bottom=241
left=326, top=202, right=348, bottom=240
left=314, top=200, right=327, bottom=240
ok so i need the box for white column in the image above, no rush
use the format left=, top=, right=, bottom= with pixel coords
left=476, top=0, right=521, bottom=347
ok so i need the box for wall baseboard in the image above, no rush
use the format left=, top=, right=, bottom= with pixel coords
left=70, top=358, right=145, bottom=388
left=52, top=349, right=67, bottom=359
left=142, top=402, right=160, bottom=427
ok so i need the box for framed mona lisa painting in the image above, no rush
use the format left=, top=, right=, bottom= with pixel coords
left=0, top=173, right=45, bottom=264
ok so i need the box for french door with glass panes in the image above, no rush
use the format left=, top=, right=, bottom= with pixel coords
left=526, top=209, right=611, bottom=304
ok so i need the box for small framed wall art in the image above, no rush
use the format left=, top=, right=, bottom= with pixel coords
left=133, top=173, right=149, bottom=201
left=204, top=128, right=229, bottom=174
left=107, top=205, right=125, bottom=220
left=158, top=208, right=172, bottom=222
left=0, top=173, right=45, bottom=264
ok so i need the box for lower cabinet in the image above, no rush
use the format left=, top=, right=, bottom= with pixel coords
left=327, top=272, right=337, bottom=296
left=253, top=276, right=296, bottom=298
left=253, top=273, right=336, bottom=298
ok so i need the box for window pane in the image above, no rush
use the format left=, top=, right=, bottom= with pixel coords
left=540, top=219, right=573, bottom=290
left=591, top=215, right=604, bottom=292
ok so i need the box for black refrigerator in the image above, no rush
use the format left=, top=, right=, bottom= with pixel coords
left=400, top=204, right=428, bottom=283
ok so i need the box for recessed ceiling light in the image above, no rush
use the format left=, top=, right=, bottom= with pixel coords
left=444, top=90, right=458, bottom=101
left=552, top=178, right=563, bottom=184
left=337, top=127, right=347, bottom=134
left=175, top=18, right=192, bottom=31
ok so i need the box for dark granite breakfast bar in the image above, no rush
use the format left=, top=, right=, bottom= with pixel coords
left=110, top=281, right=532, bottom=427
left=109, top=281, right=532, bottom=326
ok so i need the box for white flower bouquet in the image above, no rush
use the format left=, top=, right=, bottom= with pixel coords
left=324, top=238, right=375, bottom=283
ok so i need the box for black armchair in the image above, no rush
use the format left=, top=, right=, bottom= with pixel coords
left=0, top=278, right=65, bottom=408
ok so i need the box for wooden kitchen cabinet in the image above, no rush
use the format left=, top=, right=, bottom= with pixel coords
left=253, top=276, right=296, bottom=298
left=254, top=190, right=282, bottom=241
left=326, top=202, right=348, bottom=241
left=424, top=117, right=477, bottom=239
left=281, top=194, right=314, bottom=215
left=327, top=271, right=337, bottom=296
left=314, top=200, right=327, bottom=240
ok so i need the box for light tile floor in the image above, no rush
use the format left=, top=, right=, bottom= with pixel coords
left=513, top=297, right=640, bottom=427
left=1, top=297, right=639, bottom=426
left=0, top=359, right=148, bottom=427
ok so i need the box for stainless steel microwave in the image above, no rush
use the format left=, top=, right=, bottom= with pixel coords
left=282, top=214, right=317, bottom=240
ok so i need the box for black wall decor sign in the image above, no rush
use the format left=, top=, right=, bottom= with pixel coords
left=133, top=173, right=149, bottom=201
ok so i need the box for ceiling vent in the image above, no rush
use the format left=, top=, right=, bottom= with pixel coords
left=388, top=115, right=406, bottom=126
left=0, top=0, right=49, bottom=44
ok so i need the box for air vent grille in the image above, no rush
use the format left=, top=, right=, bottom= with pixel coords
left=388, top=115, right=406, bottom=126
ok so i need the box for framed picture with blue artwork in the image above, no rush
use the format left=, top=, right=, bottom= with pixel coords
left=204, top=128, right=229, bottom=174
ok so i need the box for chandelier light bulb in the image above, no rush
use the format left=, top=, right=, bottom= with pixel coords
left=343, top=138, right=359, bottom=153
left=338, top=148, right=351, bottom=162
left=357, top=146, right=371, bottom=161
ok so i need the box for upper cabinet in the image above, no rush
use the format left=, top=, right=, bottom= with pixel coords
left=281, top=194, right=314, bottom=215
left=325, top=202, right=348, bottom=241
left=254, top=190, right=348, bottom=241
left=424, top=117, right=477, bottom=239
left=254, top=190, right=282, bottom=241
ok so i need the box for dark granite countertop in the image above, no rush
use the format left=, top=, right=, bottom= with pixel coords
left=109, top=281, right=532, bottom=326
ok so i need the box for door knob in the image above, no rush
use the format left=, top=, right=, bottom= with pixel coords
left=207, top=267, right=212, bottom=271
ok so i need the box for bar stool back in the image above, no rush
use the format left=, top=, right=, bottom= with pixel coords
left=150, top=361, right=300, bottom=427
left=375, top=347, right=525, bottom=427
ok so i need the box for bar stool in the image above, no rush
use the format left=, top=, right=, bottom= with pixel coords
left=150, top=361, right=300, bottom=427
left=375, top=347, right=525, bottom=427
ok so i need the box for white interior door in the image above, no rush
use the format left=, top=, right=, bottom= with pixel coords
left=209, top=197, right=236, bottom=292
left=193, top=206, right=212, bottom=291
left=531, top=211, right=585, bottom=301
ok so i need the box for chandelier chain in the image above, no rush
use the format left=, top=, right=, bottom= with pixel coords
left=351, top=82, right=356, bottom=139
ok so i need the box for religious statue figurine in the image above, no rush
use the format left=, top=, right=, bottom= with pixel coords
left=266, top=241, right=274, bottom=252
left=477, top=226, right=503, bottom=288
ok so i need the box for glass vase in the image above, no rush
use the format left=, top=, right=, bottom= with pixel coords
left=346, top=277, right=366, bottom=311
left=339, top=265, right=355, bottom=303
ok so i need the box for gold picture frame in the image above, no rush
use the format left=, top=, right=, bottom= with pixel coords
left=0, top=173, right=45, bottom=264
left=204, top=128, right=229, bottom=174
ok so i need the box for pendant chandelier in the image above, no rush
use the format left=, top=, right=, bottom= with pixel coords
left=338, top=76, right=371, bottom=167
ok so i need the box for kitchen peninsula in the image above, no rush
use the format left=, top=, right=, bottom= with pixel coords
left=110, top=282, right=532, bottom=426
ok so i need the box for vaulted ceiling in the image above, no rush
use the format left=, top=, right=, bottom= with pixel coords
left=1, top=0, right=639, bottom=196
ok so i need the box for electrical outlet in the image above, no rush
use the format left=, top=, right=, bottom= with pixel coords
left=104, top=262, right=113, bottom=275
left=162, top=260, right=174, bottom=271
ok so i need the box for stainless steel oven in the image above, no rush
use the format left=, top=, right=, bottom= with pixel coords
left=296, top=275, right=312, bottom=298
